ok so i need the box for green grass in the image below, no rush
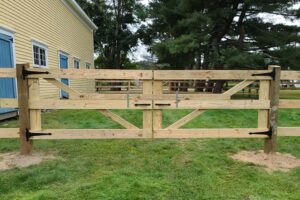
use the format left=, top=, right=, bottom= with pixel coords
left=0, top=98, right=300, bottom=199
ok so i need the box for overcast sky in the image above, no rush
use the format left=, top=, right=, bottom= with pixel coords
left=128, top=1, right=300, bottom=61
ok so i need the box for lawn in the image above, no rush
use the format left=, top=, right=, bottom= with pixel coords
left=0, top=108, right=300, bottom=199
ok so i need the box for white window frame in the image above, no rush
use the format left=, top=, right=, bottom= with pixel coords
left=74, top=58, right=80, bottom=69
left=32, top=39, right=48, bottom=68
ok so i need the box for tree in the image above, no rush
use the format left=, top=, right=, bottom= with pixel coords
left=76, top=0, right=144, bottom=69
left=142, top=0, right=300, bottom=71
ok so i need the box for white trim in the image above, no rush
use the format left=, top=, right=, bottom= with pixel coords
left=31, top=39, right=49, bottom=68
left=74, top=57, right=80, bottom=69
left=0, top=26, right=18, bottom=99
left=58, top=51, right=70, bottom=99
left=0, top=24, right=16, bottom=35
left=60, top=0, right=97, bottom=31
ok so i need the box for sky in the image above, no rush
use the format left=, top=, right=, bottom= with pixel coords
left=128, top=1, right=300, bottom=61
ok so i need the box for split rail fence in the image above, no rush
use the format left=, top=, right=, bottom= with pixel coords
left=0, top=64, right=299, bottom=155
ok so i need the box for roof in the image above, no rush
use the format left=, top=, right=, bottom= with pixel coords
left=62, top=0, right=98, bottom=31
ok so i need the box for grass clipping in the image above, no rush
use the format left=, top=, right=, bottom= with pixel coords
left=0, top=152, right=56, bottom=171
left=231, top=150, right=300, bottom=173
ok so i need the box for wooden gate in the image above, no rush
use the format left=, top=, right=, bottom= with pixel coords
left=0, top=64, right=299, bottom=155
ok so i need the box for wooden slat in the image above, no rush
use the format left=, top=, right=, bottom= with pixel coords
left=99, top=110, right=139, bottom=129
left=278, top=127, right=300, bottom=136
left=154, top=70, right=273, bottom=80
left=17, top=64, right=32, bottom=155
left=279, top=100, right=300, bottom=108
left=153, top=81, right=163, bottom=130
left=223, top=80, right=254, bottom=97
left=44, top=78, right=82, bottom=98
left=153, top=100, right=270, bottom=109
left=143, top=80, right=153, bottom=138
left=280, top=71, right=300, bottom=80
left=29, top=99, right=152, bottom=109
left=258, top=80, right=270, bottom=129
left=29, top=78, right=41, bottom=131
left=154, top=128, right=269, bottom=138
left=1, top=127, right=299, bottom=139
left=0, top=128, right=19, bottom=138
left=0, top=68, right=16, bottom=78
left=26, top=68, right=153, bottom=80
left=29, top=129, right=146, bottom=139
left=166, top=110, right=205, bottom=129
left=0, top=98, right=18, bottom=108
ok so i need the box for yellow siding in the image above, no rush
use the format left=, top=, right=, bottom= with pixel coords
left=0, top=0, right=95, bottom=98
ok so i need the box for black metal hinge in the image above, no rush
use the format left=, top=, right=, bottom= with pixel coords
left=26, top=129, right=52, bottom=141
left=252, top=68, right=276, bottom=80
left=22, top=66, right=49, bottom=80
left=249, top=128, right=272, bottom=138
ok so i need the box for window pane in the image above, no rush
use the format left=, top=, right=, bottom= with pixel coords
left=74, top=60, right=79, bottom=69
left=33, top=46, right=40, bottom=65
left=39, top=48, right=46, bottom=66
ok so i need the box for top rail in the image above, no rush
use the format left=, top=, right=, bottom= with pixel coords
left=0, top=67, right=299, bottom=80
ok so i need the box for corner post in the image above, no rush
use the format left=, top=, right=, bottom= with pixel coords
left=264, top=65, right=281, bottom=153
left=16, top=63, right=32, bottom=155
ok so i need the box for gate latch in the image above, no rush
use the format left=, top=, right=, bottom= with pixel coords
left=252, top=68, right=275, bottom=80
left=249, top=128, right=272, bottom=138
left=22, top=66, right=49, bottom=80
left=25, top=129, right=52, bottom=141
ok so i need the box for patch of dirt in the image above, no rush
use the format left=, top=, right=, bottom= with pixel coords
left=0, top=152, right=56, bottom=171
left=231, top=150, right=300, bottom=173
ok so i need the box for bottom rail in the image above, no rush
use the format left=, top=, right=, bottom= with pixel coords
left=0, top=127, right=299, bottom=139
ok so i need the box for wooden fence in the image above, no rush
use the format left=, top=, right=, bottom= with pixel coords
left=0, top=64, right=299, bottom=155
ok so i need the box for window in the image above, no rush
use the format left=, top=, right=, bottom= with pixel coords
left=32, top=41, right=48, bottom=68
left=74, top=59, right=80, bottom=69
left=86, top=63, right=91, bottom=69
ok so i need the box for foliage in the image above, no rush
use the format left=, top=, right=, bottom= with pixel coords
left=142, top=0, right=300, bottom=70
left=76, top=0, right=145, bottom=69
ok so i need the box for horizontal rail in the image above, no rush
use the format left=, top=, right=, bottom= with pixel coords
left=153, top=100, right=270, bottom=109
left=29, top=100, right=153, bottom=109
left=0, top=127, right=299, bottom=139
left=0, top=68, right=299, bottom=80
left=279, top=100, right=300, bottom=108
left=26, top=68, right=153, bottom=80
left=0, top=99, right=18, bottom=108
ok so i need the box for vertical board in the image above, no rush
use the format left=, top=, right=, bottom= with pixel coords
left=153, top=81, right=163, bottom=130
left=143, top=80, right=153, bottom=138
left=0, top=33, right=17, bottom=114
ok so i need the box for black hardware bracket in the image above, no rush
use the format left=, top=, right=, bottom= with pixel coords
left=155, top=103, right=171, bottom=106
left=249, top=128, right=272, bottom=138
left=252, top=68, right=276, bottom=80
left=134, top=103, right=151, bottom=107
left=25, top=129, right=52, bottom=141
left=22, top=66, right=49, bottom=80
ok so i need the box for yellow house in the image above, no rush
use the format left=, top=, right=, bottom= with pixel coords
left=0, top=0, right=97, bottom=101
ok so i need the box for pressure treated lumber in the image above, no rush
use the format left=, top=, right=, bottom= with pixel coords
left=153, top=100, right=270, bottom=109
left=0, top=128, right=19, bottom=138
left=153, top=81, right=163, bottom=130
left=166, top=109, right=206, bottom=129
left=222, top=80, right=254, bottom=97
left=17, top=64, right=32, bottom=155
left=25, top=68, right=153, bottom=80
left=279, top=100, right=300, bottom=108
left=0, top=68, right=16, bottom=78
left=154, top=128, right=269, bottom=138
left=0, top=98, right=18, bottom=108
left=154, top=70, right=273, bottom=80
left=44, top=78, right=82, bottom=98
left=99, top=110, right=139, bottom=129
left=265, top=65, right=281, bottom=154
left=143, top=80, right=153, bottom=138
left=29, top=78, right=41, bottom=131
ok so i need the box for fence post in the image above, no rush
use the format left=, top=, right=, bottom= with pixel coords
left=143, top=80, right=153, bottom=138
left=16, top=63, right=32, bottom=155
left=264, top=65, right=281, bottom=153
left=153, top=81, right=163, bottom=134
